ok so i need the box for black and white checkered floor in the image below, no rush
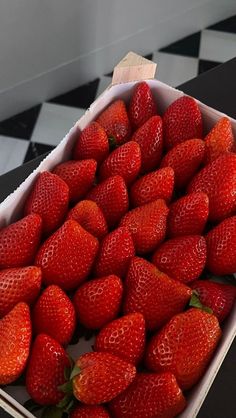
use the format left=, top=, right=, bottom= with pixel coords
left=0, top=15, right=236, bottom=176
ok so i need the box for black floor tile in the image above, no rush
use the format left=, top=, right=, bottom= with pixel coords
left=49, top=78, right=100, bottom=109
left=24, top=142, right=55, bottom=163
left=208, top=15, right=236, bottom=34
left=160, top=32, right=201, bottom=58
left=0, top=105, right=41, bottom=140
left=198, top=59, right=221, bottom=75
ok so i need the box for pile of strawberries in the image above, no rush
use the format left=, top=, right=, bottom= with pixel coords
left=0, top=81, right=236, bottom=418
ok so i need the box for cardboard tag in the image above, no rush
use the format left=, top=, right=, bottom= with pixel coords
left=112, top=51, right=157, bottom=85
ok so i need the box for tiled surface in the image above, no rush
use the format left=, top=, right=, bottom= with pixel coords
left=0, top=15, right=235, bottom=176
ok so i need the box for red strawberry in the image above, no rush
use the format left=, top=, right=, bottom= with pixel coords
left=35, top=220, right=98, bottom=291
left=24, top=171, right=69, bottom=234
left=168, top=192, right=209, bottom=237
left=99, top=141, right=141, bottom=186
left=33, top=285, right=76, bottom=346
left=26, top=334, right=70, bottom=405
left=0, top=214, right=42, bottom=269
left=53, top=159, right=97, bottom=202
left=73, top=121, right=109, bottom=165
left=205, top=216, right=236, bottom=275
left=123, top=257, right=192, bottom=330
left=87, top=175, right=129, bottom=228
left=94, top=313, right=145, bottom=365
left=163, top=96, right=203, bottom=150
left=97, top=100, right=131, bottom=145
left=161, top=138, right=205, bottom=188
left=188, top=153, right=236, bottom=222
left=72, top=352, right=136, bottom=404
left=70, top=405, right=110, bottom=418
left=205, top=117, right=234, bottom=164
left=129, top=81, right=157, bottom=129
left=120, top=199, right=169, bottom=254
left=73, top=275, right=123, bottom=329
left=130, top=167, right=174, bottom=207
left=152, top=235, right=207, bottom=283
left=0, top=266, right=41, bottom=317
left=191, top=280, right=236, bottom=323
left=94, top=227, right=135, bottom=278
left=109, top=372, right=186, bottom=418
left=0, top=303, right=31, bottom=385
left=132, top=115, right=163, bottom=173
left=67, top=200, right=108, bottom=240
left=145, top=308, right=221, bottom=390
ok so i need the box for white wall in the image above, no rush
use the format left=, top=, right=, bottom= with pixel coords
left=0, top=0, right=235, bottom=120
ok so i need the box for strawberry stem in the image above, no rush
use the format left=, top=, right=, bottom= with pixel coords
left=70, top=364, right=81, bottom=380
left=109, top=136, right=117, bottom=150
left=189, top=290, right=213, bottom=314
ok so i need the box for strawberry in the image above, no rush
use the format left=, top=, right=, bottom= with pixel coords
left=145, top=308, right=221, bottom=390
left=99, top=141, right=141, bottom=186
left=120, top=199, right=169, bottom=254
left=123, top=257, right=192, bottom=330
left=130, top=167, right=174, bottom=207
left=163, top=96, right=203, bottom=150
left=0, top=266, right=41, bottom=317
left=87, top=175, right=129, bottom=228
left=168, top=192, right=209, bottom=237
left=132, top=115, right=163, bottom=173
left=26, top=334, right=70, bottom=405
left=35, top=220, right=98, bottom=291
left=94, top=227, right=135, bottom=278
left=205, top=215, right=236, bottom=275
left=73, top=121, right=109, bottom=165
left=0, top=303, right=31, bottom=385
left=24, top=171, right=69, bottom=235
left=0, top=214, right=42, bottom=269
left=205, top=117, right=234, bottom=164
left=188, top=153, right=236, bottom=222
left=129, top=81, right=157, bottom=129
left=67, top=200, right=108, bottom=240
left=70, top=405, right=110, bottom=418
left=73, top=275, right=123, bottom=329
left=33, top=285, right=76, bottom=346
left=152, top=235, right=207, bottom=283
left=94, top=313, right=145, bottom=365
left=53, top=159, right=97, bottom=203
left=72, top=352, right=136, bottom=404
left=191, top=280, right=236, bottom=323
left=109, top=372, right=186, bottom=418
left=97, top=100, right=131, bottom=145
left=160, top=138, right=205, bottom=188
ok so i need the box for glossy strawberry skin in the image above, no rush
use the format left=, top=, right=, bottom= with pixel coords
left=99, top=141, right=141, bottom=186
left=123, top=257, right=192, bottom=330
left=35, top=220, right=98, bottom=291
left=145, top=308, right=221, bottom=390
left=73, top=121, right=109, bottom=165
left=67, top=200, right=108, bottom=240
left=161, top=138, right=205, bottom=188
left=26, top=334, right=70, bottom=405
left=72, top=352, right=136, bottom=405
left=24, top=171, right=69, bottom=235
left=163, top=96, right=203, bottom=150
left=130, top=167, right=174, bottom=207
left=0, top=214, right=42, bottom=269
left=70, top=405, right=110, bottom=418
left=205, top=216, right=236, bottom=275
left=73, top=275, right=123, bottom=329
left=129, top=81, right=157, bottom=129
left=87, top=175, right=129, bottom=228
left=168, top=192, right=209, bottom=237
left=97, top=100, right=131, bottom=145
left=0, top=266, right=41, bottom=317
left=205, top=117, right=234, bottom=164
left=152, top=235, right=207, bottom=284
left=0, top=303, right=31, bottom=385
left=94, top=227, right=135, bottom=278
left=132, top=115, right=163, bottom=173
left=53, top=159, right=97, bottom=202
left=94, top=313, right=145, bottom=365
left=109, top=372, right=186, bottom=418
left=188, top=153, right=236, bottom=222
left=120, top=199, right=169, bottom=254
left=33, top=285, right=76, bottom=346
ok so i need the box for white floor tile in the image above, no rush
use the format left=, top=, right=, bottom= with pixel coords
left=200, top=30, right=236, bottom=63
left=96, top=76, right=112, bottom=98
left=152, top=51, right=199, bottom=87
left=0, top=136, right=29, bottom=175
left=31, top=103, right=85, bottom=146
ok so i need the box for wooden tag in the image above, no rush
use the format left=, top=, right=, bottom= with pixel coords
left=112, top=51, right=157, bottom=85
